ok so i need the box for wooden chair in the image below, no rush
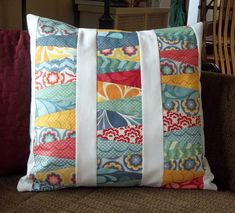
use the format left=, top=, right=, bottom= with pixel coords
left=211, top=0, right=235, bottom=75
left=188, top=0, right=235, bottom=75
left=201, top=0, right=235, bottom=75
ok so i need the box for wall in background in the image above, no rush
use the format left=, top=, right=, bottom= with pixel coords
left=0, top=0, right=74, bottom=29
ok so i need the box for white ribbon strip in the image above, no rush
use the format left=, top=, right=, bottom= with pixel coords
left=137, top=30, right=164, bottom=187
left=76, top=28, right=97, bottom=186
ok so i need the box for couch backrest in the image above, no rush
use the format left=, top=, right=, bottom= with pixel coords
left=201, top=71, right=235, bottom=191
left=0, top=29, right=31, bottom=176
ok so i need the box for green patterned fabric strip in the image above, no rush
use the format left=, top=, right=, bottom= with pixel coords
left=164, top=140, right=203, bottom=161
left=97, top=96, right=142, bottom=118
left=36, top=82, right=76, bottom=101
left=97, top=138, right=142, bottom=159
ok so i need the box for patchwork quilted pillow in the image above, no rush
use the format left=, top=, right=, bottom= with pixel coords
left=18, top=14, right=217, bottom=191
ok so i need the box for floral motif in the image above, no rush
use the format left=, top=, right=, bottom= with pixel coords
left=122, top=46, right=137, bottom=56
left=61, top=29, right=76, bottom=35
left=40, top=129, right=59, bottom=144
left=179, top=156, right=201, bottom=171
left=160, top=60, right=177, bottom=75
left=43, top=71, right=64, bottom=87
left=182, top=98, right=199, bottom=116
left=103, top=128, right=118, bottom=139
left=163, top=100, right=179, bottom=112
left=39, top=24, right=58, bottom=35
left=100, top=48, right=113, bottom=56
left=182, top=41, right=197, bottom=50
left=46, top=173, right=62, bottom=185
left=124, top=154, right=142, bottom=171
left=97, top=125, right=142, bottom=144
left=64, top=130, right=76, bottom=139
left=103, top=161, right=124, bottom=171
left=114, top=135, right=130, bottom=143
left=33, top=180, right=55, bottom=191
left=160, top=36, right=180, bottom=45
left=164, top=160, right=177, bottom=170
left=181, top=63, right=196, bottom=74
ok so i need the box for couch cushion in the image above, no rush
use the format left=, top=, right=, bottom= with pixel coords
left=0, top=30, right=31, bottom=176
left=1, top=175, right=235, bottom=212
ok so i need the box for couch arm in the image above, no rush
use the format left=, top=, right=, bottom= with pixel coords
left=201, top=71, right=235, bottom=191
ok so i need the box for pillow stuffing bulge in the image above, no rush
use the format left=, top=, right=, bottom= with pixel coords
left=17, top=14, right=216, bottom=191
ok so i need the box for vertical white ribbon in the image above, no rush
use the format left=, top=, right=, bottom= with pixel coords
left=76, top=28, right=97, bottom=186
left=137, top=30, right=164, bottom=187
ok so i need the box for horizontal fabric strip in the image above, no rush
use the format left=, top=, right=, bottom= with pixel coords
left=36, top=82, right=76, bottom=101
left=161, top=73, right=199, bottom=91
left=34, top=138, right=75, bottom=159
left=36, top=35, right=77, bottom=48
left=160, top=49, right=199, bottom=66
left=164, top=141, right=203, bottom=161
left=97, top=109, right=142, bottom=131
left=35, top=70, right=76, bottom=91
left=164, top=125, right=202, bottom=144
left=76, top=29, right=97, bottom=186
left=35, top=109, right=75, bottom=131
left=35, top=58, right=76, bottom=73
left=34, top=167, right=75, bottom=186
left=97, top=96, right=142, bottom=118
left=163, top=110, right=201, bottom=133
left=160, top=58, right=198, bottom=76
left=35, top=46, right=76, bottom=65
left=97, top=124, right=142, bottom=145
left=98, top=46, right=140, bottom=62
left=137, top=30, right=164, bottom=187
left=97, top=32, right=139, bottom=50
left=97, top=56, right=140, bottom=74
left=97, top=70, right=141, bottom=88
left=31, top=155, right=75, bottom=173
left=97, top=138, right=142, bottom=159
left=97, top=81, right=141, bottom=102
left=162, top=170, right=204, bottom=185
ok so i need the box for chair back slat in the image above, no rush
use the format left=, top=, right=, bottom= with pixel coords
left=218, top=0, right=226, bottom=73
left=213, top=0, right=220, bottom=67
left=231, top=0, right=235, bottom=75
left=224, top=0, right=232, bottom=74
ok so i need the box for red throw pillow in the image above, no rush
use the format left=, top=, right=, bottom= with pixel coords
left=0, top=30, right=31, bottom=175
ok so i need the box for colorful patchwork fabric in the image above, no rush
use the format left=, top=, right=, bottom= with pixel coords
left=18, top=15, right=216, bottom=192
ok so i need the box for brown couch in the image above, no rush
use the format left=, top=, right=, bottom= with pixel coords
left=0, top=72, right=234, bottom=212
left=0, top=28, right=235, bottom=212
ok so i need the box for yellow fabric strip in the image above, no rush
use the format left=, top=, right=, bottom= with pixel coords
left=97, top=46, right=140, bottom=62
left=36, top=46, right=76, bottom=65
left=35, top=109, right=75, bottom=131
left=97, top=81, right=141, bottom=102
left=35, top=167, right=75, bottom=186
left=162, top=170, right=204, bottom=185
left=161, top=73, right=199, bottom=91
